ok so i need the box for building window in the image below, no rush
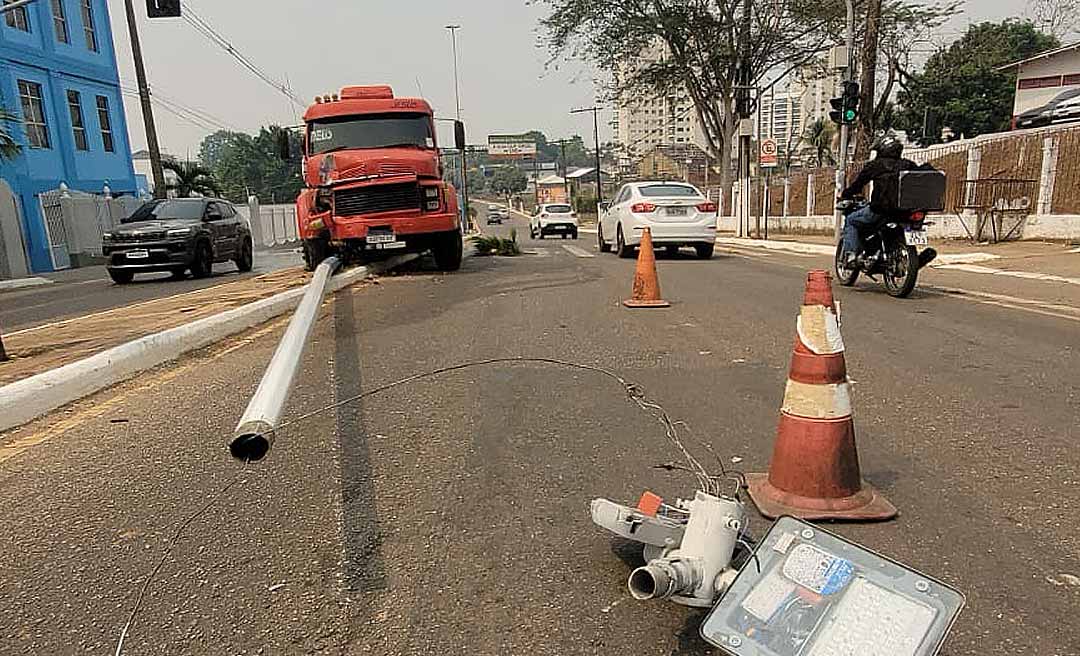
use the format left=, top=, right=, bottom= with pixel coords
left=1063, top=73, right=1080, bottom=86
left=96, top=95, right=114, bottom=152
left=4, top=0, right=30, bottom=31
left=67, top=90, right=89, bottom=151
left=18, top=80, right=50, bottom=149
left=1017, top=75, right=1062, bottom=90
left=80, top=0, right=97, bottom=52
left=51, top=0, right=69, bottom=43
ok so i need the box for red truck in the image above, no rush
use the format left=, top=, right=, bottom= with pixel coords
left=283, top=85, right=464, bottom=271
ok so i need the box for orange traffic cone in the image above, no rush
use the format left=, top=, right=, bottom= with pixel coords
left=746, top=270, right=897, bottom=521
left=624, top=228, right=670, bottom=308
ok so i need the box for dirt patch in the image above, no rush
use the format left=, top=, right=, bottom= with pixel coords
left=0, top=267, right=311, bottom=387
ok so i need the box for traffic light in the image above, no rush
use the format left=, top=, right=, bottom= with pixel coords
left=146, top=0, right=181, bottom=19
left=829, top=81, right=860, bottom=126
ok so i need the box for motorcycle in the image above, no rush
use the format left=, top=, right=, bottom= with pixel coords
left=834, top=198, right=938, bottom=298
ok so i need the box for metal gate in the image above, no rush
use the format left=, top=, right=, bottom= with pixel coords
left=38, top=190, right=70, bottom=270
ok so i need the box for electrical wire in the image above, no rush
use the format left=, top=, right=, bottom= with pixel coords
left=265, top=357, right=726, bottom=493
left=179, top=2, right=305, bottom=110
left=113, top=461, right=249, bottom=656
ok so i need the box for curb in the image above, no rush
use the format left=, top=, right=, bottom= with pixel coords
left=0, top=277, right=53, bottom=291
left=0, top=254, right=420, bottom=434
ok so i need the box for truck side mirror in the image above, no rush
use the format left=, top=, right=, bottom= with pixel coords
left=277, top=130, right=291, bottom=161
left=454, top=120, right=466, bottom=151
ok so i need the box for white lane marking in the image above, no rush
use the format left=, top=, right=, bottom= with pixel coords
left=922, top=285, right=1080, bottom=324
left=715, top=237, right=834, bottom=256
left=932, top=252, right=1000, bottom=265
left=578, top=227, right=598, bottom=235
left=934, top=263, right=1080, bottom=286
left=522, top=248, right=552, bottom=257
left=561, top=244, right=594, bottom=258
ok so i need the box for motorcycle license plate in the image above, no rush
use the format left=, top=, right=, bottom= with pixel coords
left=367, top=232, right=396, bottom=244
left=904, top=227, right=928, bottom=246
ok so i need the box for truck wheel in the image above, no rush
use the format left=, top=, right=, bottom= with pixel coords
left=433, top=230, right=463, bottom=272
left=303, top=237, right=331, bottom=272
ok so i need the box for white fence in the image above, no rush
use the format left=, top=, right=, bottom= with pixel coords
left=241, top=198, right=299, bottom=249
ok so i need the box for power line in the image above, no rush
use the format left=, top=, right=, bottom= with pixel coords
left=119, top=83, right=236, bottom=132
left=121, top=89, right=225, bottom=133
left=178, top=2, right=305, bottom=110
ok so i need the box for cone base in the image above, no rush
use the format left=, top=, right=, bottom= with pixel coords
left=745, top=473, right=898, bottom=521
left=623, top=299, right=670, bottom=308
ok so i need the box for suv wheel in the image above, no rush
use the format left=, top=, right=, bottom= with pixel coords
left=108, top=269, right=134, bottom=284
left=191, top=241, right=213, bottom=278
left=235, top=237, right=254, bottom=272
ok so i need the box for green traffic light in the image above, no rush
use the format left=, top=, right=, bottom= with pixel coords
left=844, top=109, right=856, bottom=122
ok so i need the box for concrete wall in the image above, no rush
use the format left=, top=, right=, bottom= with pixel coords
left=718, top=212, right=1079, bottom=241
left=57, top=192, right=140, bottom=264
left=0, top=179, right=29, bottom=279
left=240, top=198, right=299, bottom=248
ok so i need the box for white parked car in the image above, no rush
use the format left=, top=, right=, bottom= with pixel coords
left=598, top=182, right=718, bottom=259
left=530, top=203, right=579, bottom=239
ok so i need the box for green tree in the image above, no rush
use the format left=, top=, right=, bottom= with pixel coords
left=0, top=109, right=21, bottom=161
left=198, top=126, right=303, bottom=203
left=896, top=21, right=1059, bottom=145
left=491, top=167, right=528, bottom=196
left=803, top=118, right=836, bottom=167
left=162, top=157, right=220, bottom=198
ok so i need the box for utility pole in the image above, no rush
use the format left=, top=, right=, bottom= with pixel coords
left=855, top=0, right=882, bottom=161
left=570, top=106, right=605, bottom=211
left=446, top=24, right=470, bottom=229
left=124, top=0, right=166, bottom=199
left=834, top=0, right=856, bottom=241
left=557, top=140, right=570, bottom=203
left=736, top=0, right=754, bottom=238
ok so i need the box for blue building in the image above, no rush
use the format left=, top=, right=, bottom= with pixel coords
left=0, top=0, right=137, bottom=273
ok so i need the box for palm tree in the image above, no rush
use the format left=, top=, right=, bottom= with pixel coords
left=804, top=118, right=836, bottom=168
left=0, top=109, right=22, bottom=161
left=162, top=156, right=221, bottom=197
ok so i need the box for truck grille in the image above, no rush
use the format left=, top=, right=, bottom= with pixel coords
left=335, top=182, right=421, bottom=216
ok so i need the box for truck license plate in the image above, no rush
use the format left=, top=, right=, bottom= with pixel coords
left=375, top=241, right=407, bottom=250
left=367, top=232, right=396, bottom=244
left=904, top=227, right=928, bottom=246
left=126, top=249, right=149, bottom=259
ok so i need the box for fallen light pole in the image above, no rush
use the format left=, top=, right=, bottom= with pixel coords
left=592, top=487, right=748, bottom=607
left=230, top=256, right=341, bottom=462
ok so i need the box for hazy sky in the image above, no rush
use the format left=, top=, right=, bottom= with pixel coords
left=107, top=0, right=1026, bottom=158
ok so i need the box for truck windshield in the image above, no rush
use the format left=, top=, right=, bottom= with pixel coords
left=308, top=113, right=434, bottom=155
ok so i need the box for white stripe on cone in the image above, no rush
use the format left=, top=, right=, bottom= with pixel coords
left=796, top=304, right=845, bottom=355
left=781, top=380, right=852, bottom=419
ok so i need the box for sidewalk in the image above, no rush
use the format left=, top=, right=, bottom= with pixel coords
left=718, top=233, right=1080, bottom=284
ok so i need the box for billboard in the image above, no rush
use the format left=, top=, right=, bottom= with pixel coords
left=488, top=134, right=537, bottom=158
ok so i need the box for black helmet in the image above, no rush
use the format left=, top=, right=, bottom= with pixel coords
left=873, top=135, right=904, bottom=159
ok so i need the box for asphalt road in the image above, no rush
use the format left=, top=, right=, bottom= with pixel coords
left=0, top=247, right=302, bottom=333
left=0, top=204, right=1077, bottom=655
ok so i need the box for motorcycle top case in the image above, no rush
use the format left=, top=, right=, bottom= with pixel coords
left=897, top=169, right=946, bottom=212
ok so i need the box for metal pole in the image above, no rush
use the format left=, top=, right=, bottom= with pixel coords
left=0, top=0, right=38, bottom=14
left=592, top=108, right=603, bottom=208
left=124, top=0, right=166, bottom=199
left=559, top=141, right=570, bottom=202
left=447, top=24, right=469, bottom=229
left=834, top=0, right=855, bottom=241
left=736, top=0, right=753, bottom=238
left=230, top=256, right=342, bottom=462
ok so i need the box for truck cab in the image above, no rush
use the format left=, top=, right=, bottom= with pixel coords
left=291, top=85, right=463, bottom=271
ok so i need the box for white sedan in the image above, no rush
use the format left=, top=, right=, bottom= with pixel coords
left=598, top=182, right=717, bottom=259
left=530, top=203, right=579, bottom=239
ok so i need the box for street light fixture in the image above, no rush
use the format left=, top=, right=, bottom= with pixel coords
left=445, top=24, right=470, bottom=229
left=570, top=106, right=605, bottom=211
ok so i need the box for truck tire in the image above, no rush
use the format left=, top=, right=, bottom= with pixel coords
left=303, top=237, right=331, bottom=272
left=433, top=230, right=463, bottom=271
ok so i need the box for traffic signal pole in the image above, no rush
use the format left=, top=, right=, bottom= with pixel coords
left=833, top=0, right=855, bottom=241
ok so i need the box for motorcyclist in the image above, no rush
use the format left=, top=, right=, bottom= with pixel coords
left=839, top=135, right=918, bottom=267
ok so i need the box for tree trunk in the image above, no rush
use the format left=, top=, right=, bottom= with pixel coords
left=854, top=0, right=882, bottom=162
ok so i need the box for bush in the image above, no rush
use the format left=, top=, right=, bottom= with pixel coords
left=471, top=229, right=522, bottom=256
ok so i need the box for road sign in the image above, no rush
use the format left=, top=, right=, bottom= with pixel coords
left=488, top=134, right=537, bottom=158
left=759, top=138, right=778, bottom=169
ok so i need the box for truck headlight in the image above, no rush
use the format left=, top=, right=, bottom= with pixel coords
left=167, top=227, right=192, bottom=238
left=423, top=186, right=440, bottom=210
left=314, top=187, right=333, bottom=213
left=424, top=187, right=439, bottom=199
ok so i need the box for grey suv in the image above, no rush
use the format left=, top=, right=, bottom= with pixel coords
left=102, top=198, right=253, bottom=284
